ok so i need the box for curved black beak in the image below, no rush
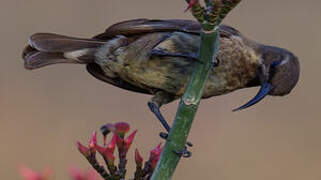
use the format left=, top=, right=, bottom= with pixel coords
left=233, top=82, right=272, bottom=112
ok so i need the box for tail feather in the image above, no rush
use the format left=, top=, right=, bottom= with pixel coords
left=29, top=33, right=105, bottom=52
left=23, top=33, right=106, bottom=70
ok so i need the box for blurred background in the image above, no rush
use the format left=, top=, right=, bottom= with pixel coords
left=1, top=0, right=320, bottom=179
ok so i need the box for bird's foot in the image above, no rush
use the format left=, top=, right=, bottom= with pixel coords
left=148, top=98, right=193, bottom=158
left=159, top=132, right=193, bottom=158
left=174, top=146, right=192, bottom=158
left=212, top=58, right=220, bottom=67
left=159, top=132, right=169, bottom=140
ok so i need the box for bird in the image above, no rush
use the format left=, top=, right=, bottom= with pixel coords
left=22, top=18, right=300, bottom=134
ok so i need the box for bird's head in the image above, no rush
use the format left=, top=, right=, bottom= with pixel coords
left=234, top=45, right=300, bottom=111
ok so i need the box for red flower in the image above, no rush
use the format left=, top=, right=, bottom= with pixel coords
left=150, top=143, right=163, bottom=169
left=135, top=149, right=143, bottom=167
left=115, top=129, right=137, bottom=153
left=76, top=141, right=90, bottom=158
left=89, top=131, right=97, bottom=153
left=76, top=131, right=97, bottom=158
left=19, top=165, right=52, bottom=180
left=124, top=130, right=137, bottom=151
left=96, top=145, right=115, bottom=165
left=185, top=0, right=199, bottom=12
left=107, top=134, right=117, bottom=153
left=114, top=122, right=130, bottom=137
left=100, top=123, right=115, bottom=145
left=115, top=133, right=124, bottom=151
left=69, top=167, right=100, bottom=180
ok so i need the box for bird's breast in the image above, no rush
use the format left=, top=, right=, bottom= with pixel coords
left=203, top=34, right=260, bottom=97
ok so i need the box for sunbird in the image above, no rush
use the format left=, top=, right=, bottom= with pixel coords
left=23, top=19, right=300, bottom=134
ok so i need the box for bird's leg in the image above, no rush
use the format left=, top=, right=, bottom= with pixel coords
left=147, top=101, right=171, bottom=133
left=148, top=91, right=175, bottom=133
left=148, top=91, right=193, bottom=157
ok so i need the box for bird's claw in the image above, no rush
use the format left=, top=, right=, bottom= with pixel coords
left=174, top=146, right=192, bottom=158
left=159, top=132, right=168, bottom=140
left=159, top=132, right=193, bottom=147
left=186, top=141, right=193, bottom=147
left=149, top=100, right=193, bottom=157
left=212, top=58, right=220, bottom=67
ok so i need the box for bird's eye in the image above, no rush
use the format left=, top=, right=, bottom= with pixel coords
left=271, top=60, right=282, bottom=68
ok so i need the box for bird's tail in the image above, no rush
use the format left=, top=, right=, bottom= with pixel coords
left=22, top=33, right=106, bottom=70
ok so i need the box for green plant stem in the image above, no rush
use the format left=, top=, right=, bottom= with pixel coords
left=151, top=29, right=219, bottom=180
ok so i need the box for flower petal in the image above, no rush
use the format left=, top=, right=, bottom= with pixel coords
left=135, top=149, right=143, bottom=167
left=124, top=130, right=137, bottom=151
left=76, top=141, right=90, bottom=158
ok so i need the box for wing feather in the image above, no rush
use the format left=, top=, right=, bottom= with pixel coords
left=93, top=19, right=241, bottom=40
left=87, top=63, right=153, bottom=94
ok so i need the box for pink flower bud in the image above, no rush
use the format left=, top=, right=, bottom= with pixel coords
left=115, top=133, right=124, bottom=151
left=19, top=165, right=52, bottom=180
left=114, top=122, right=130, bottom=137
left=95, top=144, right=106, bottom=156
left=104, top=149, right=115, bottom=165
left=88, top=131, right=97, bottom=154
left=69, top=166, right=99, bottom=180
left=185, top=0, right=199, bottom=12
left=100, top=123, right=115, bottom=136
left=76, top=141, right=90, bottom=158
left=124, top=130, right=137, bottom=151
left=96, top=145, right=115, bottom=166
left=135, top=149, right=143, bottom=167
left=150, top=143, right=163, bottom=169
left=100, top=123, right=115, bottom=146
left=107, top=133, right=117, bottom=153
left=150, top=143, right=162, bottom=156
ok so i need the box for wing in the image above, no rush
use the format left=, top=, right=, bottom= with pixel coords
left=93, top=19, right=242, bottom=40
left=86, top=63, right=154, bottom=94
left=88, top=19, right=247, bottom=95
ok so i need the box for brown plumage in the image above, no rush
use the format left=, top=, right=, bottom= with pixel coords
left=22, top=19, right=300, bottom=129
